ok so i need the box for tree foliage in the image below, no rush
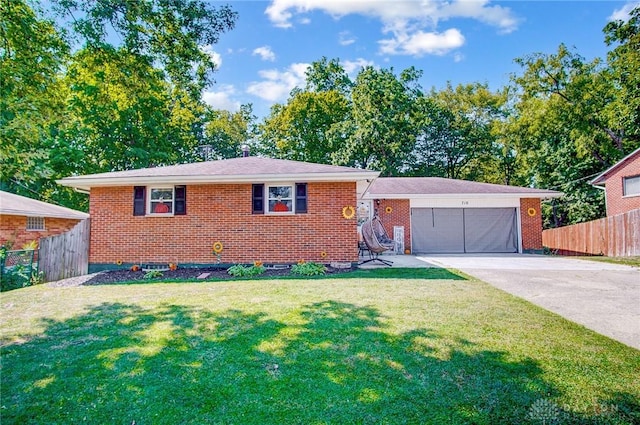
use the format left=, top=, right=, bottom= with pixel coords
left=411, top=83, right=508, bottom=182
left=52, top=0, right=237, bottom=98
left=0, top=0, right=68, bottom=193
left=202, top=104, right=256, bottom=160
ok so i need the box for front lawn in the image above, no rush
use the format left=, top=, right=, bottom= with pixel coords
left=1, top=270, right=638, bottom=424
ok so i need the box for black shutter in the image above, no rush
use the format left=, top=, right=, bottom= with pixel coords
left=295, top=183, right=307, bottom=213
left=252, top=184, right=264, bottom=214
left=133, top=186, right=146, bottom=216
left=174, top=186, right=186, bottom=215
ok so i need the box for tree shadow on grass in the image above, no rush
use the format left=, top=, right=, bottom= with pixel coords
left=2, top=301, right=637, bottom=424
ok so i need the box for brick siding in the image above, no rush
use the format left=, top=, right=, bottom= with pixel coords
left=520, top=198, right=543, bottom=251
left=602, top=154, right=640, bottom=216
left=89, top=182, right=358, bottom=267
left=376, top=199, right=411, bottom=253
left=0, top=215, right=83, bottom=249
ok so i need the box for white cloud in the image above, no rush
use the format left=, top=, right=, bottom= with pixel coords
left=343, top=58, right=375, bottom=75
left=380, top=28, right=465, bottom=56
left=608, top=2, right=640, bottom=21
left=339, top=31, right=356, bottom=46
left=252, top=45, right=276, bottom=62
left=246, top=63, right=310, bottom=102
left=265, top=0, right=519, bottom=32
left=202, top=85, right=241, bottom=111
left=265, top=0, right=519, bottom=57
left=200, top=44, right=222, bottom=68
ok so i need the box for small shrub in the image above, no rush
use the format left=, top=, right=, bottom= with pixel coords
left=144, top=270, right=164, bottom=279
left=227, top=263, right=266, bottom=278
left=290, top=261, right=327, bottom=276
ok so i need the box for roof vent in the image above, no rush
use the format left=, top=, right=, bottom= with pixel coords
left=241, top=144, right=250, bottom=157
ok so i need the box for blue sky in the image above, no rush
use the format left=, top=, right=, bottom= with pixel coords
left=202, top=1, right=638, bottom=119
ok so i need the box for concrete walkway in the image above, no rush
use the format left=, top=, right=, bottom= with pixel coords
left=361, top=253, right=640, bottom=350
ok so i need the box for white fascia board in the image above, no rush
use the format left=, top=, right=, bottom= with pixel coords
left=57, top=171, right=380, bottom=191
left=362, top=192, right=563, bottom=200
left=1, top=210, right=89, bottom=219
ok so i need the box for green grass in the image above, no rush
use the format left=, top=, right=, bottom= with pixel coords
left=1, top=270, right=638, bottom=424
left=577, top=256, right=640, bottom=268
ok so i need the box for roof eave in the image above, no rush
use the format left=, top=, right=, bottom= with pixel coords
left=362, top=192, right=563, bottom=200
left=0, top=210, right=89, bottom=220
left=57, top=171, right=380, bottom=191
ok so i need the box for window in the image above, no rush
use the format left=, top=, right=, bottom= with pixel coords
left=26, top=216, right=45, bottom=231
left=133, top=186, right=186, bottom=216
left=150, top=188, right=174, bottom=214
left=268, top=185, right=293, bottom=213
left=252, top=183, right=307, bottom=214
left=623, top=175, right=640, bottom=197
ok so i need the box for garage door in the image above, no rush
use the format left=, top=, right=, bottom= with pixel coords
left=411, top=208, right=518, bottom=253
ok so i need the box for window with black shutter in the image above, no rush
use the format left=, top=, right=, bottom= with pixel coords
left=133, top=185, right=187, bottom=216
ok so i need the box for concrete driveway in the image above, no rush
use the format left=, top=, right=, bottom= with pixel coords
left=416, top=254, right=640, bottom=350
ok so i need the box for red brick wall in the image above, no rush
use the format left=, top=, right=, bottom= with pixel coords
left=603, top=154, right=640, bottom=216
left=520, top=198, right=543, bottom=251
left=89, top=182, right=359, bottom=266
left=0, top=215, right=83, bottom=249
left=376, top=199, right=411, bottom=253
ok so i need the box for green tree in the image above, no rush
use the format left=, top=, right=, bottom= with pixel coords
left=202, top=104, right=256, bottom=160
left=509, top=45, right=614, bottom=226
left=304, top=56, right=353, bottom=95
left=0, top=0, right=69, bottom=196
left=63, top=47, right=204, bottom=173
left=52, top=0, right=237, bottom=99
left=258, top=91, right=349, bottom=163
left=411, top=83, right=507, bottom=182
left=603, top=6, right=640, bottom=148
left=337, top=66, right=422, bottom=175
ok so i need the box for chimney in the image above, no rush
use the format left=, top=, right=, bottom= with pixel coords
left=241, top=144, right=250, bottom=157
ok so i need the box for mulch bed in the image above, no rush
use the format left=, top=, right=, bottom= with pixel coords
left=83, top=265, right=355, bottom=285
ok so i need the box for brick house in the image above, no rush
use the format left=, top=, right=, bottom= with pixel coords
left=57, top=157, right=560, bottom=271
left=591, top=148, right=640, bottom=216
left=58, top=157, right=379, bottom=271
left=0, top=190, right=89, bottom=249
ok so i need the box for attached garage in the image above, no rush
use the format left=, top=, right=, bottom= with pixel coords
left=411, top=207, right=518, bottom=253
left=362, top=177, right=561, bottom=254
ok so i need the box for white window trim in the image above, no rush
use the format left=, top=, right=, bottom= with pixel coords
left=622, top=175, right=640, bottom=198
left=265, top=183, right=295, bottom=215
left=26, top=216, right=45, bottom=231
left=147, top=186, right=175, bottom=216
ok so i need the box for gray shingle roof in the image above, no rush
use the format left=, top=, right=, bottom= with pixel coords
left=58, top=157, right=380, bottom=190
left=366, top=177, right=561, bottom=198
left=0, top=190, right=89, bottom=219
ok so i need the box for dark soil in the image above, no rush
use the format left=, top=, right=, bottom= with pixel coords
left=83, top=265, right=354, bottom=285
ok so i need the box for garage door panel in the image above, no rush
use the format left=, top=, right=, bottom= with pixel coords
left=464, top=208, right=518, bottom=253
left=412, top=208, right=464, bottom=253
left=412, top=207, right=518, bottom=254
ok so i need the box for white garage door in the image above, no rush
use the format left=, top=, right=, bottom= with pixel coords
left=411, top=208, right=518, bottom=253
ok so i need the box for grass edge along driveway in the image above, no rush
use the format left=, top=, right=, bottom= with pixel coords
left=1, top=269, right=638, bottom=424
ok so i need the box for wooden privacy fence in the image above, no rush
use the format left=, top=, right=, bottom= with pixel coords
left=542, top=209, right=639, bottom=257
left=39, top=219, right=90, bottom=282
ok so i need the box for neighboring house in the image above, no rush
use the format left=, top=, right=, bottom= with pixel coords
left=591, top=148, right=640, bottom=216
left=0, top=190, right=89, bottom=249
left=57, top=157, right=560, bottom=271
left=361, top=177, right=560, bottom=255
